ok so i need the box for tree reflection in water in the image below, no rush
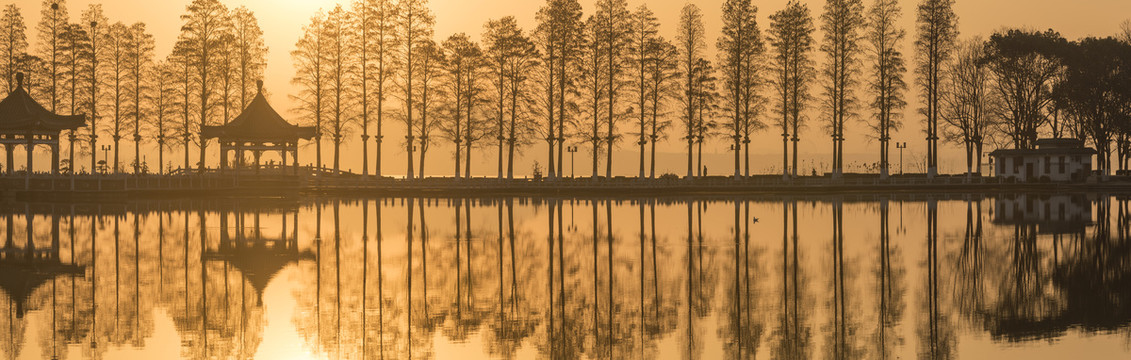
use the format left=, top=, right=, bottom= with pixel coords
left=1, top=195, right=1131, bottom=359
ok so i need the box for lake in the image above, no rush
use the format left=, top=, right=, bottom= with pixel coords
left=1, top=194, right=1128, bottom=359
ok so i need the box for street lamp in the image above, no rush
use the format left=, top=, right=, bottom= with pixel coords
left=99, top=145, right=110, bottom=174
left=567, top=146, right=578, bottom=178
left=895, top=142, right=908, bottom=175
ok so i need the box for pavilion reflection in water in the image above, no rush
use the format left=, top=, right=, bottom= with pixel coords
left=0, top=195, right=1128, bottom=360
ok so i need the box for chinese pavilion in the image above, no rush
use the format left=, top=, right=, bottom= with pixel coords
left=0, top=73, right=86, bottom=175
left=203, top=81, right=315, bottom=175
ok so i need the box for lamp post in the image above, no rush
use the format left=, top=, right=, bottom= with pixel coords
left=100, top=145, right=110, bottom=174
left=896, top=142, right=908, bottom=175
left=567, top=146, right=578, bottom=178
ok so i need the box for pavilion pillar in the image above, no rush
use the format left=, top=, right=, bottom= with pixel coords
left=293, top=144, right=299, bottom=176
left=220, top=143, right=228, bottom=174
left=5, top=143, right=13, bottom=175
left=254, top=150, right=261, bottom=175
left=26, top=138, right=34, bottom=183
left=51, top=142, right=59, bottom=175
left=235, top=142, right=242, bottom=173
left=281, top=146, right=288, bottom=173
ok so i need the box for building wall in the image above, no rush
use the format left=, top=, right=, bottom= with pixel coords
left=995, top=153, right=1092, bottom=182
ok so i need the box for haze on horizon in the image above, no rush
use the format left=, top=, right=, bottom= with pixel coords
left=7, top=0, right=1131, bottom=177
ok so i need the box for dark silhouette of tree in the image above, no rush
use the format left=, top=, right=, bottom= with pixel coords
left=536, top=0, right=582, bottom=179
left=865, top=0, right=906, bottom=179
left=153, top=60, right=176, bottom=174
left=483, top=16, right=537, bottom=179
left=395, top=0, right=434, bottom=179
left=229, top=6, right=265, bottom=111
left=104, top=22, right=129, bottom=173
left=916, top=0, right=958, bottom=178
left=942, top=38, right=995, bottom=179
left=819, top=0, right=865, bottom=179
left=628, top=4, right=661, bottom=179
left=769, top=0, right=815, bottom=179
left=125, top=22, right=154, bottom=174
left=1053, top=37, right=1131, bottom=176
left=0, top=4, right=27, bottom=94
left=169, top=40, right=196, bottom=171
left=439, top=33, right=483, bottom=179
left=350, top=0, right=398, bottom=178
left=534, top=0, right=582, bottom=180
left=82, top=5, right=107, bottom=173
left=594, top=0, right=630, bottom=178
left=691, top=58, right=719, bottom=177
left=677, top=4, right=705, bottom=178
left=36, top=0, right=66, bottom=112
left=291, top=11, right=327, bottom=170
left=323, top=5, right=358, bottom=174
left=60, top=22, right=89, bottom=170
left=413, top=39, right=443, bottom=176
left=576, top=17, right=604, bottom=179
left=178, top=0, right=229, bottom=172
left=718, top=0, right=765, bottom=179
left=643, top=38, right=677, bottom=179
left=982, top=29, right=1065, bottom=151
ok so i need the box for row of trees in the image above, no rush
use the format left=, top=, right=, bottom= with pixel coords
left=0, top=0, right=266, bottom=174
left=4, top=0, right=1130, bottom=179
left=284, top=0, right=925, bottom=180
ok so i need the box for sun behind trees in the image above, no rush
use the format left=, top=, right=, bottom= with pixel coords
left=2, top=0, right=1131, bottom=179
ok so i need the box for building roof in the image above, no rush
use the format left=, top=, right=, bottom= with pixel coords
left=990, top=138, right=1097, bottom=157
left=202, top=81, right=315, bottom=142
left=0, top=74, right=86, bottom=133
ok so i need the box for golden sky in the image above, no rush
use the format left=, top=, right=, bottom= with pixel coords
left=12, top=0, right=1131, bottom=176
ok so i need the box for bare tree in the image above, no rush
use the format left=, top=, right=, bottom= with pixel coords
left=82, top=5, right=107, bottom=173
left=819, top=0, right=865, bottom=179
left=125, top=22, right=154, bottom=174
left=179, top=0, right=229, bottom=172
left=153, top=60, right=176, bottom=174
left=677, top=4, right=706, bottom=178
left=230, top=6, right=266, bottom=110
left=644, top=38, right=677, bottom=178
left=628, top=4, right=661, bottom=179
left=394, top=0, right=434, bottom=179
left=60, top=23, right=88, bottom=170
left=291, top=12, right=327, bottom=170
left=439, top=33, right=482, bottom=179
left=324, top=5, right=357, bottom=174
left=595, top=0, right=630, bottom=178
left=865, top=0, right=906, bottom=179
left=170, top=40, right=196, bottom=172
left=351, top=0, right=398, bottom=177
left=0, top=4, right=27, bottom=94
left=104, top=22, right=128, bottom=173
left=484, top=16, right=537, bottom=179
left=718, top=0, right=765, bottom=179
left=915, top=0, right=958, bottom=177
left=942, top=38, right=995, bottom=179
left=36, top=0, right=67, bottom=112
left=576, top=17, right=605, bottom=179
left=414, top=39, right=443, bottom=177
left=769, top=0, right=815, bottom=179
left=692, top=58, right=719, bottom=176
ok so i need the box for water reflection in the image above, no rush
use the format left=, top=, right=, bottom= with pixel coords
left=1, top=195, right=1130, bottom=359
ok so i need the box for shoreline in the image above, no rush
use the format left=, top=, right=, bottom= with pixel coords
left=4, top=174, right=1131, bottom=201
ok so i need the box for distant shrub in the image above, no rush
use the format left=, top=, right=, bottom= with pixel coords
left=659, top=173, right=679, bottom=180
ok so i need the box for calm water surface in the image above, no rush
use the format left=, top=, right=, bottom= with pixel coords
left=1, top=194, right=1129, bottom=359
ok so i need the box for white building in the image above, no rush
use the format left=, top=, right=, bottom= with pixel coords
left=990, top=138, right=1095, bottom=182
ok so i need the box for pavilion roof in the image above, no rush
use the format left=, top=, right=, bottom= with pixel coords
left=202, top=81, right=315, bottom=142
left=0, top=74, right=85, bottom=133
